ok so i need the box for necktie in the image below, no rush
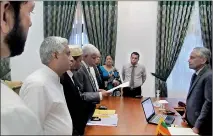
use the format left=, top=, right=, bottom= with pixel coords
left=130, top=65, right=135, bottom=88
left=87, top=67, right=97, bottom=91
left=190, top=73, right=197, bottom=89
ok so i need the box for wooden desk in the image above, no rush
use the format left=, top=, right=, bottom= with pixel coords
left=85, top=97, right=187, bottom=135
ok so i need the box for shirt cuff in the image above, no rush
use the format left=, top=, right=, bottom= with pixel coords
left=112, top=79, right=116, bottom=83
left=194, top=120, right=201, bottom=129
left=99, top=92, right=103, bottom=101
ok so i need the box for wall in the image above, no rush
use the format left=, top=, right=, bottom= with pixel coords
left=11, top=1, right=44, bottom=81
left=115, top=1, right=158, bottom=97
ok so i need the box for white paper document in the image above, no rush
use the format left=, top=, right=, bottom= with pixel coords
left=168, top=127, right=199, bottom=135
left=158, top=100, right=169, bottom=104
left=87, top=114, right=118, bottom=126
left=107, top=81, right=130, bottom=93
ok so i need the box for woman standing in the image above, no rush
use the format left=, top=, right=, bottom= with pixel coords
left=99, top=55, right=122, bottom=96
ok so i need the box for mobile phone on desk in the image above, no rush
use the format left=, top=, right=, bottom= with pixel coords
left=135, top=95, right=143, bottom=99
left=91, top=117, right=101, bottom=121
left=163, top=110, right=175, bottom=115
left=99, top=105, right=107, bottom=110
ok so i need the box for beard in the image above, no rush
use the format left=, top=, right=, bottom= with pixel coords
left=4, top=17, right=27, bottom=57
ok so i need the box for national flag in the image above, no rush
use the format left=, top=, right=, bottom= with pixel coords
left=156, top=118, right=171, bottom=136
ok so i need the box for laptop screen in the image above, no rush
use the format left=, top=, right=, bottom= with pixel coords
left=141, top=98, right=155, bottom=120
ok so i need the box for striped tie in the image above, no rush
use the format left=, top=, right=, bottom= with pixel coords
left=130, top=65, right=135, bottom=89
left=87, top=67, right=97, bottom=92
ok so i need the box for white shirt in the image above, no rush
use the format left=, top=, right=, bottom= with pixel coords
left=82, top=61, right=102, bottom=100
left=196, top=66, right=205, bottom=75
left=67, top=70, right=75, bottom=84
left=1, top=81, right=42, bottom=135
left=19, top=65, right=73, bottom=135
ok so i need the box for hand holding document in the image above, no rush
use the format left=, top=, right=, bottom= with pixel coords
left=107, top=81, right=130, bottom=93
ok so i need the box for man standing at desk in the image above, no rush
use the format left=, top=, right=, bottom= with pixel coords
left=60, top=46, right=87, bottom=135
left=74, top=44, right=110, bottom=121
left=183, top=47, right=212, bottom=135
left=122, top=52, right=146, bottom=97
left=20, top=37, right=73, bottom=135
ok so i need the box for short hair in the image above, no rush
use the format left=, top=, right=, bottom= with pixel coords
left=131, top=52, right=140, bottom=59
left=193, top=47, right=211, bottom=64
left=82, top=44, right=99, bottom=56
left=39, top=36, right=68, bottom=65
left=105, top=55, right=114, bottom=61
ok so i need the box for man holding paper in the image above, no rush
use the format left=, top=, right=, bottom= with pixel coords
left=74, top=44, right=110, bottom=121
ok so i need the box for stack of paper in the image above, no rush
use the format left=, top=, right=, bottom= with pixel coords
left=87, top=114, right=118, bottom=126
left=168, top=127, right=199, bottom=135
left=93, top=109, right=116, bottom=118
left=87, top=109, right=118, bottom=126
left=158, top=100, right=169, bottom=104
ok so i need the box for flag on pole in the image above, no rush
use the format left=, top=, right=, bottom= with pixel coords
left=156, top=118, right=171, bottom=136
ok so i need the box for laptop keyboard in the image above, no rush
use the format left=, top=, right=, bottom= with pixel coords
left=151, top=114, right=167, bottom=124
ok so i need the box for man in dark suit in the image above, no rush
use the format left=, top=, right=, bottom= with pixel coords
left=183, top=47, right=212, bottom=135
left=60, top=46, right=87, bottom=135
left=74, top=44, right=110, bottom=121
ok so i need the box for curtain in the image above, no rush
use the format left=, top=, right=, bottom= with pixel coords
left=69, top=2, right=89, bottom=45
left=81, top=1, right=118, bottom=65
left=167, top=1, right=203, bottom=98
left=199, top=1, right=212, bottom=67
left=0, top=58, right=11, bottom=80
left=152, top=1, right=194, bottom=97
left=43, top=1, right=77, bottom=39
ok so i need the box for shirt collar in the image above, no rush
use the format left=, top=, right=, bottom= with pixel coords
left=43, top=65, right=60, bottom=82
left=67, top=70, right=73, bottom=77
left=196, top=66, right=205, bottom=75
left=129, top=63, right=138, bottom=68
left=82, top=61, right=89, bottom=69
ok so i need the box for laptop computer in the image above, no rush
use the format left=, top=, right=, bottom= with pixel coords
left=141, top=97, right=175, bottom=125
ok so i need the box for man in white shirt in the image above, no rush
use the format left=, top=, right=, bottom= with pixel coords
left=1, top=1, right=42, bottom=135
left=19, top=36, right=73, bottom=135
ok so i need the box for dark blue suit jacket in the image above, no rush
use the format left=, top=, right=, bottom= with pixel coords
left=186, top=65, right=212, bottom=135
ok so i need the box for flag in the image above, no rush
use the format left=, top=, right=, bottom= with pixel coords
left=156, top=118, right=171, bottom=136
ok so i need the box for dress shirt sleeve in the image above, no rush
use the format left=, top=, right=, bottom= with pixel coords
left=122, top=66, right=125, bottom=81
left=142, top=65, right=147, bottom=84
left=20, top=84, right=52, bottom=126
left=99, top=92, right=103, bottom=100
left=1, top=106, right=43, bottom=135
left=194, top=74, right=212, bottom=129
